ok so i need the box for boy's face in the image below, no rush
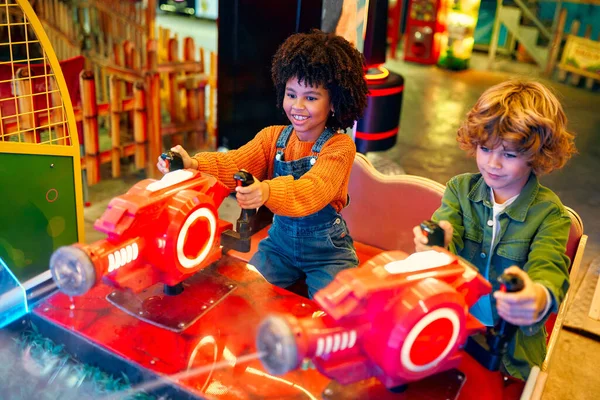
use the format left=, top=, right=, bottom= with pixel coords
left=476, top=142, right=532, bottom=203
left=283, top=77, right=333, bottom=141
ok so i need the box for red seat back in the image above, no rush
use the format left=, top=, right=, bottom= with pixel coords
left=565, top=207, right=584, bottom=269
left=342, top=153, right=446, bottom=253
left=545, top=207, right=585, bottom=338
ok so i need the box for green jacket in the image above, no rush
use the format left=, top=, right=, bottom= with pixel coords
left=432, top=173, right=571, bottom=380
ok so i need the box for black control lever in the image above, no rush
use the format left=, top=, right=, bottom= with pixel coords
left=485, top=273, right=525, bottom=356
left=233, top=170, right=257, bottom=232
left=160, top=150, right=185, bottom=172
left=420, top=220, right=445, bottom=247
left=220, top=171, right=257, bottom=252
left=465, top=273, right=525, bottom=371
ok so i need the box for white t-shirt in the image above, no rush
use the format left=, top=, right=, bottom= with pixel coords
left=470, top=190, right=551, bottom=326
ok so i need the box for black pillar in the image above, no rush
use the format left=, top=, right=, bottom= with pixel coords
left=217, top=0, right=323, bottom=150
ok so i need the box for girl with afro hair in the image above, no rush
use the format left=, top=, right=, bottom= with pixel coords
left=157, top=30, right=368, bottom=298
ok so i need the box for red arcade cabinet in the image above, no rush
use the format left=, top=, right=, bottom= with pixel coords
left=403, top=0, right=446, bottom=64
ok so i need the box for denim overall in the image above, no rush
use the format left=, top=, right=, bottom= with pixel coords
left=249, top=125, right=359, bottom=298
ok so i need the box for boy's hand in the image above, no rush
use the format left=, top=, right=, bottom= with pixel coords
left=236, top=178, right=270, bottom=209
left=493, top=266, right=548, bottom=326
left=156, top=145, right=195, bottom=174
left=412, top=220, right=453, bottom=252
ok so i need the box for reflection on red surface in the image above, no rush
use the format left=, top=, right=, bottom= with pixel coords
left=106, top=271, right=238, bottom=332
left=36, top=257, right=330, bottom=398
left=34, top=252, right=523, bottom=399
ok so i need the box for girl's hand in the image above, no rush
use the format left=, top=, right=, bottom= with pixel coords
left=493, top=266, right=549, bottom=326
left=235, top=177, right=270, bottom=210
left=156, top=145, right=194, bottom=174
left=412, top=220, right=453, bottom=252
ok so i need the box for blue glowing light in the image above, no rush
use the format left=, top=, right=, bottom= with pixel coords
left=0, top=256, right=28, bottom=328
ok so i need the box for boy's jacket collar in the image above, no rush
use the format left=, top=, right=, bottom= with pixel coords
left=468, top=173, right=539, bottom=223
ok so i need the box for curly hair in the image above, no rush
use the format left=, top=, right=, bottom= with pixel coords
left=457, top=80, right=577, bottom=176
left=271, top=29, right=368, bottom=131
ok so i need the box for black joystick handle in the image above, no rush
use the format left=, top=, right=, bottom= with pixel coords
left=499, top=273, right=525, bottom=293
left=219, top=171, right=261, bottom=253
left=234, top=171, right=255, bottom=188
left=160, top=151, right=185, bottom=171
left=420, top=220, right=445, bottom=247
left=465, top=272, right=526, bottom=371
left=486, top=273, right=525, bottom=355
left=234, top=171, right=257, bottom=234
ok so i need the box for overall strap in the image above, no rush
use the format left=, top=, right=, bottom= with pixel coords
left=275, top=125, right=294, bottom=161
left=275, top=125, right=294, bottom=149
left=310, top=128, right=336, bottom=154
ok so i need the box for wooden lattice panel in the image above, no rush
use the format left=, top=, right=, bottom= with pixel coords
left=0, top=0, right=74, bottom=145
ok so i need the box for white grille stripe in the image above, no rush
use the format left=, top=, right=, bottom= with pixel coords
left=114, top=250, right=121, bottom=269
left=348, top=330, right=357, bottom=348
left=325, top=336, right=333, bottom=354
left=333, top=334, right=341, bottom=352
left=316, top=338, right=325, bottom=357
left=340, top=332, right=349, bottom=350
left=126, top=245, right=133, bottom=263
left=108, top=253, right=115, bottom=272
left=120, top=248, right=127, bottom=266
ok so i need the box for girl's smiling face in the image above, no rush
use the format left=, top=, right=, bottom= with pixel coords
left=283, top=77, right=333, bottom=141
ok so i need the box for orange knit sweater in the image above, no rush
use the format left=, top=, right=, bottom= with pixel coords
left=192, top=125, right=356, bottom=217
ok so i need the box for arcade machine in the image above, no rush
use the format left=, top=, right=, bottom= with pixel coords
left=0, top=3, right=530, bottom=398
left=257, top=251, right=527, bottom=397
left=158, top=0, right=197, bottom=16
left=403, top=0, right=446, bottom=64
left=24, top=155, right=527, bottom=399
left=158, top=0, right=218, bottom=20
left=0, top=137, right=530, bottom=398
left=437, top=0, right=482, bottom=70
left=355, top=0, right=405, bottom=154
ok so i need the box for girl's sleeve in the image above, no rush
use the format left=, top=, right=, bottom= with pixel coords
left=192, top=126, right=278, bottom=189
